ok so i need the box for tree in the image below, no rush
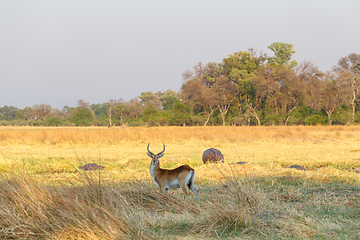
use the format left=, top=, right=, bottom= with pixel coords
left=297, top=61, right=324, bottom=111
left=0, top=106, right=18, bottom=120
left=181, top=73, right=218, bottom=125
left=222, top=50, right=261, bottom=82
left=77, top=99, right=95, bottom=121
left=321, top=73, right=343, bottom=125
left=62, top=106, right=74, bottom=117
left=127, top=98, right=143, bottom=119
left=169, top=99, right=192, bottom=126
left=23, top=107, right=35, bottom=123
left=113, top=100, right=129, bottom=125
left=52, top=108, right=67, bottom=119
left=107, top=99, right=122, bottom=126
left=32, top=104, right=53, bottom=121
left=70, top=108, right=94, bottom=126
left=333, top=53, right=360, bottom=124
left=181, top=62, right=221, bottom=125
left=266, top=65, right=304, bottom=125
left=246, top=64, right=279, bottom=125
left=138, top=92, right=162, bottom=109
left=268, top=42, right=298, bottom=68
left=156, top=90, right=179, bottom=111
left=222, top=50, right=265, bottom=120
left=142, top=104, right=168, bottom=126
left=212, top=75, right=236, bottom=125
left=91, top=103, right=108, bottom=117
left=77, top=99, right=91, bottom=110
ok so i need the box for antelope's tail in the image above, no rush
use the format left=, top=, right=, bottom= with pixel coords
left=187, top=170, right=195, bottom=188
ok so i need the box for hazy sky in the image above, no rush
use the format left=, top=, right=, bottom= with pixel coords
left=1, top=0, right=359, bottom=109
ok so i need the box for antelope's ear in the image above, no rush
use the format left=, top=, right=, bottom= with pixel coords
left=147, top=152, right=153, bottom=158
left=158, top=153, right=164, bottom=158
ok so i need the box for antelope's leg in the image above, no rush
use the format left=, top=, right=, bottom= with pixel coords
left=179, top=182, right=188, bottom=199
left=189, top=171, right=199, bottom=200
left=188, top=182, right=199, bottom=200
left=159, top=185, right=165, bottom=193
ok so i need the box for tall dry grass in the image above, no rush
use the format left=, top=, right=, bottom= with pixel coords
left=0, top=172, right=155, bottom=239
left=192, top=165, right=266, bottom=236
left=1, top=126, right=360, bottom=238
left=1, top=125, right=360, bottom=145
left=0, top=167, right=277, bottom=239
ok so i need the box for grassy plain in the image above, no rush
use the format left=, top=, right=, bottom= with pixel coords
left=0, top=126, right=360, bottom=239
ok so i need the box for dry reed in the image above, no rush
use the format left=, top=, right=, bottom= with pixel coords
left=0, top=172, right=154, bottom=239
left=1, top=126, right=360, bottom=239
left=1, top=125, right=360, bottom=145
left=0, top=166, right=279, bottom=239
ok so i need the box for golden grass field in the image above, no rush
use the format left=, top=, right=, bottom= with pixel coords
left=0, top=126, right=360, bottom=239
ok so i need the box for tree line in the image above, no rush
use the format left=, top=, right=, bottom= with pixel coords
left=1, top=42, right=360, bottom=127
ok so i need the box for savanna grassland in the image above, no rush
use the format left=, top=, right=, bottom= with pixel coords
left=0, top=126, right=360, bottom=239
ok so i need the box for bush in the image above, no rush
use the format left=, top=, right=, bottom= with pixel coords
left=290, top=105, right=314, bottom=125
left=168, top=100, right=192, bottom=126
left=191, top=115, right=205, bottom=126
left=45, top=117, right=72, bottom=126
left=286, top=115, right=300, bottom=125
left=29, top=120, right=46, bottom=126
left=145, top=112, right=169, bottom=126
left=332, top=107, right=352, bottom=125
left=304, top=114, right=326, bottom=125
left=263, top=113, right=283, bottom=126
left=94, top=115, right=109, bottom=126
left=127, top=118, right=145, bottom=127
left=0, top=119, right=28, bottom=126
left=70, top=108, right=94, bottom=126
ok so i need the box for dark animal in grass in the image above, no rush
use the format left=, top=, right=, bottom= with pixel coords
left=288, top=165, right=306, bottom=171
left=202, top=148, right=224, bottom=164
left=79, top=163, right=105, bottom=171
left=235, top=161, right=248, bottom=165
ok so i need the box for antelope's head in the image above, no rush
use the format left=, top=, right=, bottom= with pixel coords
left=147, top=143, right=165, bottom=166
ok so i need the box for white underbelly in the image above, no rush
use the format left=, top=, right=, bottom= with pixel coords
left=166, top=179, right=180, bottom=189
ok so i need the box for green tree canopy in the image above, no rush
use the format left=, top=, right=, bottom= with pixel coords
left=268, top=42, right=297, bottom=68
left=169, top=99, right=192, bottom=126
left=70, top=108, right=94, bottom=126
left=156, top=90, right=179, bottom=111
left=222, top=51, right=260, bottom=83
left=138, top=91, right=161, bottom=109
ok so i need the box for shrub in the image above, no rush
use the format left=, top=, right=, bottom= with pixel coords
left=70, top=108, right=94, bottom=126
left=304, top=114, right=326, bottom=125
left=264, top=113, right=283, bottom=126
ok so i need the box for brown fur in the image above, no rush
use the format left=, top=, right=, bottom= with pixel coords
left=202, top=148, right=224, bottom=164
left=152, top=163, right=193, bottom=195
left=148, top=143, right=199, bottom=200
left=79, top=163, right=104, bottom=171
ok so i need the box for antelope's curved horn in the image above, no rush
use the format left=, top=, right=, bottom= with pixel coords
left=158, top=143, right=165, bottom=155
left=147, top=143, right=155, bottom=155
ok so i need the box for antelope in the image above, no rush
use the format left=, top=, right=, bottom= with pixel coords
left=147, top=143, right=199, bottom=200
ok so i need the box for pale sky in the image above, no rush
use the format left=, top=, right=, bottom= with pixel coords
left=1, top=0, right=359, bottom=109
